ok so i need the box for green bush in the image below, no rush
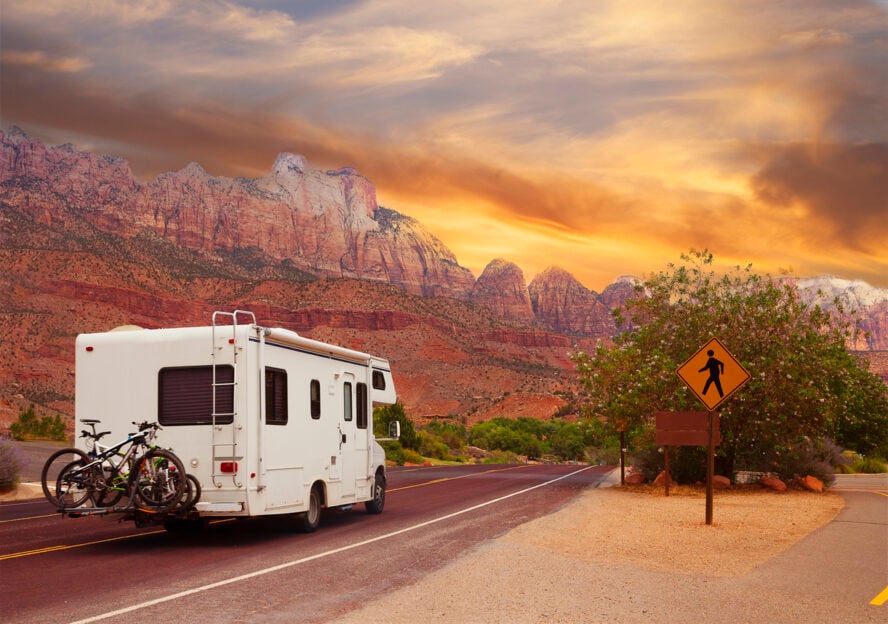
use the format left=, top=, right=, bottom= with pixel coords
left=380, top=440, right=406, bottom=465
left=10, top=407, right=67, bottom=441
left=402, top=448, right=424, bottom=464
left=482, top=450, right=519, bottom=464
left=853, top=456, right=888, bottom=473
left=0, top=437, right=26, bottom=491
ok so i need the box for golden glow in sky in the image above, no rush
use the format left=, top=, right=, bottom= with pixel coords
left=1, top=0, right=885, bottom=290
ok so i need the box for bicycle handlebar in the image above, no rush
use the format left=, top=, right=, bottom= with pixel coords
left=133, top=421, right=162, bottom=432
left=80, top=429, right=111, bottom=440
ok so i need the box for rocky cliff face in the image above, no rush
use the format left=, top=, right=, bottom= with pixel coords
left=0, top=128, right=885, bottom=430
left=528, top=267, right=616, bottom=336
left=471, top=259, right=535, bottom=322
left=0, top=128, right=475, bottom=299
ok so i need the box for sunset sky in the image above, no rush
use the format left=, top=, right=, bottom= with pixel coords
left=2, top=0, right=886, bottom=291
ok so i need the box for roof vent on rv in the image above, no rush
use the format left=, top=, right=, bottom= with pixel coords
left=109, top=325, right=145, bottom=332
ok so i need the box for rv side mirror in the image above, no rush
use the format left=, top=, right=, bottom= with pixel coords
left=388, top=421, right=401, bottom=439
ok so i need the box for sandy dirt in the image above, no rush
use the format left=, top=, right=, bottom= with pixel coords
left=331, top=486, right=845, bottom=623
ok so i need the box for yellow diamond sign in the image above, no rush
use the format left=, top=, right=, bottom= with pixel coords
left=676, top=338, right=751, bottom=411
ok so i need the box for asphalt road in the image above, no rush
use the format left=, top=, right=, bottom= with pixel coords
left=1, top=463, right=612, bottom=624
left=2, top=458, right=885, bottom=623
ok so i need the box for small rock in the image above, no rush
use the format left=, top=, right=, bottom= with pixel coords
left=712, top=475, right=731, bottom=490
left=653, top=471, right=673, bottom=486
left=759, top=476, right=787, bottom=491
left=624, top=473, right=646, bottom=485
left=798, top=475, right=824, bottom=493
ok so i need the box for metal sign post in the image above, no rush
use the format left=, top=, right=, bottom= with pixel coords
left=675, top=338, right=750, bottom=526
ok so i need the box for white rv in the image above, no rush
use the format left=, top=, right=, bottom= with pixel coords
left=74, top=311, right=397, bottom=531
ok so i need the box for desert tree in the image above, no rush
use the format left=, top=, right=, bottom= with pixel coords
left=571, top=249, right=888, bottom=478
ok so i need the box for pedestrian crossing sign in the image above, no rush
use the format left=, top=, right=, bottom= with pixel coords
left=676, top=337, right=751, bottom=411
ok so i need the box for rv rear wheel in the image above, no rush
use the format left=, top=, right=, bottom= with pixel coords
left=296, top=485, right=322, bottom=532
left=365, top=472, right=386, bottom=514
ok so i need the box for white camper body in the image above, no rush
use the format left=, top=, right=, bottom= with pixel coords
left=74, top=311, right=396, bottom=523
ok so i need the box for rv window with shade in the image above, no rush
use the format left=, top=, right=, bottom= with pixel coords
left=158, top=365, right=234, bottom=425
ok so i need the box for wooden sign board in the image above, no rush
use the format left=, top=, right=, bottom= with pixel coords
left=655, top=411, right=720, bottom=446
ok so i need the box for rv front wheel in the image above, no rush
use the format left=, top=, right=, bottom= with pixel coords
left=365, top=472, right=386, bottom=514
left=296, top=485, right=322, bottom=532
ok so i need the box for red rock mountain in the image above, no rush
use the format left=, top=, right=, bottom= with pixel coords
left=0, top=127, right=475, bottom=299
left=0, top=128, right=885, bottom=429
left=471, top=259, right=535, bottom=322
left=528, top=267, right=616, bottom=336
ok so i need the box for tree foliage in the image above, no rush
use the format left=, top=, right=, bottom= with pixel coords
left=571, top=250, right=888, bottom=479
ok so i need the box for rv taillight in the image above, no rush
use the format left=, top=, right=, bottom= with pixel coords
left=228, top=338, right=235, bottom=344
left=85, top=346, right=94, bottom=352
left=220, top=461, right=238, bottom=473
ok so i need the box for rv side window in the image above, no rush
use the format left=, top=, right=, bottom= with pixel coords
left=310, top=379, right=321, bottom=419
left=372, top=370, right=386, bottom=390
left=357, top=383, right=368, bottom=429
left=158, top=365, right=234, bottom=426
left=343, top=381, right=353, bottom=422
left=265, top=367, right=288, bottom=425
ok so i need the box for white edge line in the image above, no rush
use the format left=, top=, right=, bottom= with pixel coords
left=69, top=465, right=595, bottom=624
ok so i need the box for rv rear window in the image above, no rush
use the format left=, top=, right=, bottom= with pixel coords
left=265, top=367, right=288, bottom=426
left=372, top=370, right=386, bottom=390
left=158, top=365, right=234, bottom=426
left=310, top=379, right=321, bottom=419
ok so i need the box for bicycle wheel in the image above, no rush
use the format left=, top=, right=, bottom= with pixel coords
left=93, top=461, right=126, bottom=508
left=130, top=449, right=186, bottom=512
left=41, top=448, right=90, bottom=506
left=175, top=473, right=201, bottom=512
left=55, top=459, right=96, bottom=508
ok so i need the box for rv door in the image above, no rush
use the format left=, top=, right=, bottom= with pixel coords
left=335, top=372, right=357, bottom=499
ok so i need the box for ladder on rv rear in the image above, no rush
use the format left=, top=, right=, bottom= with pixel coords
left=211, top=310, right=256, bottom=488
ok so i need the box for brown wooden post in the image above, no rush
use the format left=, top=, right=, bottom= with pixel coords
left=664, top=445, right=670, bottom=497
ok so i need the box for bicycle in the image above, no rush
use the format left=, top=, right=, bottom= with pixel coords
left=48, top=421, right=187, bottom=513
left=40, top=419, right=110, bottom=506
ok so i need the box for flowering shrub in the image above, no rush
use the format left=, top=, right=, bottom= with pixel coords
left=0, top=437, right=26, bottom=491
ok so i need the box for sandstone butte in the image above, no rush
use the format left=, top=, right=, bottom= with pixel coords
left=0, top=127, right=886, bottom=429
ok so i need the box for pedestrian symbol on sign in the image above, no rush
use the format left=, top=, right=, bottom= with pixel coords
left=677, top=338, right=750, bottom=411
left=699, top=350, right=724, bottom=398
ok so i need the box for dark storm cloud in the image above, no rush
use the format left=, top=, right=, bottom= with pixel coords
left=752, top=143, right=888, bottom=252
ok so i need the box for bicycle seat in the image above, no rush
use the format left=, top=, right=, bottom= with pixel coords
left=80, top=419, right=101, bottom=424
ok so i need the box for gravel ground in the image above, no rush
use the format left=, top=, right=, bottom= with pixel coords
left=332, top=486, right=846, bottom=624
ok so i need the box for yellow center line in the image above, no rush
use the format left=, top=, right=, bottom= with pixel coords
left=0, top=529, right=165, bottom=561
left=0, top=513, right=59, bottom=523
left=389, top=464, right=532, bottom=492
left=870, top=585, right=888, bottom=606
left=0, top=518, right=235, bottom=561
left=871, top=491, right=888, bottom=498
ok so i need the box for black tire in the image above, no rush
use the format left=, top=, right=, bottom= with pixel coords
left=365, top=472, right=386, bottom=515
left=296, top=485, right=322, bottom=533
left=176, top=474, right=201, bottom=512
left=93, top=462, right=126, bottom=508
left=130, top=449, right=187, bottom=512
left=55, top=459, right=95, bottom=508
left=41, top=448, right=90, bottom=506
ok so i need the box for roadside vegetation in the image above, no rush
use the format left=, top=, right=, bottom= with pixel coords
left=0, top=436, right=26, bottom=491
left=376, top=250, right=888, bottom=485
left=9, top=406, right=67, bottom=442
left=571, top=249, right=888, bottom=485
